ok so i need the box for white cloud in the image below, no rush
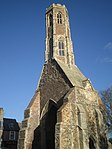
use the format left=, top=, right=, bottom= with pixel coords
left=96, top=42, right=112, bottom=64
left=104, top=42, right=112, bottom=50
left=101, top=57, right=112, bottom=63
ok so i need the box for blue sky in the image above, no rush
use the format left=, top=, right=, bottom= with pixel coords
left=0, top=0, right=112, bottom=122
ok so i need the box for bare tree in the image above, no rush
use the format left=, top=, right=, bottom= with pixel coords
left=100, top=86, right=112, bottom=135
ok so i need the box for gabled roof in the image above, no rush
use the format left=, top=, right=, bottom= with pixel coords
left=56, top=59, right=87, bottom=88
left=3, top=118, right=20, bottom=131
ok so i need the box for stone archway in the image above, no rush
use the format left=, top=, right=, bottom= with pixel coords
left=32, top=99, right=57, bottom=149
left=40, top=99, right=57, bottom=149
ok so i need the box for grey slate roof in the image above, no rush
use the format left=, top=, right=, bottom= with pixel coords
left=56, top=59, right=87, bottom=88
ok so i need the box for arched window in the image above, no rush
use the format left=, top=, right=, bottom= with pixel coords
left=57, top=12, right=62, bottom=24
left=89, top=137, right=95, bottom=149
left=58, top=41, right=64, bottom=56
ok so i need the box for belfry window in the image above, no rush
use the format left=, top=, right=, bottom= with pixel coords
left=58, top=41, right=64, bottom=56
left=57, top=12, right=62, bottom=24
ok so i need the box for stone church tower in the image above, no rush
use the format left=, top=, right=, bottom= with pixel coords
left=18, top=4, right=108, bottom=149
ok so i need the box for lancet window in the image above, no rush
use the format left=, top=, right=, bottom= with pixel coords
left=49, top=14, right=53, bottom=26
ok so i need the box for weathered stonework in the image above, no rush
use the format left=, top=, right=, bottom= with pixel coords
left=39, top=60, right=71, bottom=113
left=18, top=3, right=108, bottom=149
left=18, top=91, right=40, bottom=149
left=45, top=4, right=75, bottom=67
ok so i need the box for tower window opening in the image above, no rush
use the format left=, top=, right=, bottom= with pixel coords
left=59, top=50, right=64, bottom=56
left=49, top=14, right=53, bottom=26
left=57, top=12, right=62, bottom=24
left=49, top=38, right=53, bottom=58
left=59, top=41, right=64, bottom=49
left=58, top=41, right=64, bottom=56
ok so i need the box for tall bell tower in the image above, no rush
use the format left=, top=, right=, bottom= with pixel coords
left=45, top=4, right=75, bottom=67
left=18, top=3, right=108, bottom=149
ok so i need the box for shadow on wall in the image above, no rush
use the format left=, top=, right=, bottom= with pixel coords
left=32, top=103, right=57, bottom=149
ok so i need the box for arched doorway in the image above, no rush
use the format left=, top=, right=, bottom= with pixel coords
left=89, top=137, right=95, bottom=149
left=32, top=100, right=57, bottom=149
